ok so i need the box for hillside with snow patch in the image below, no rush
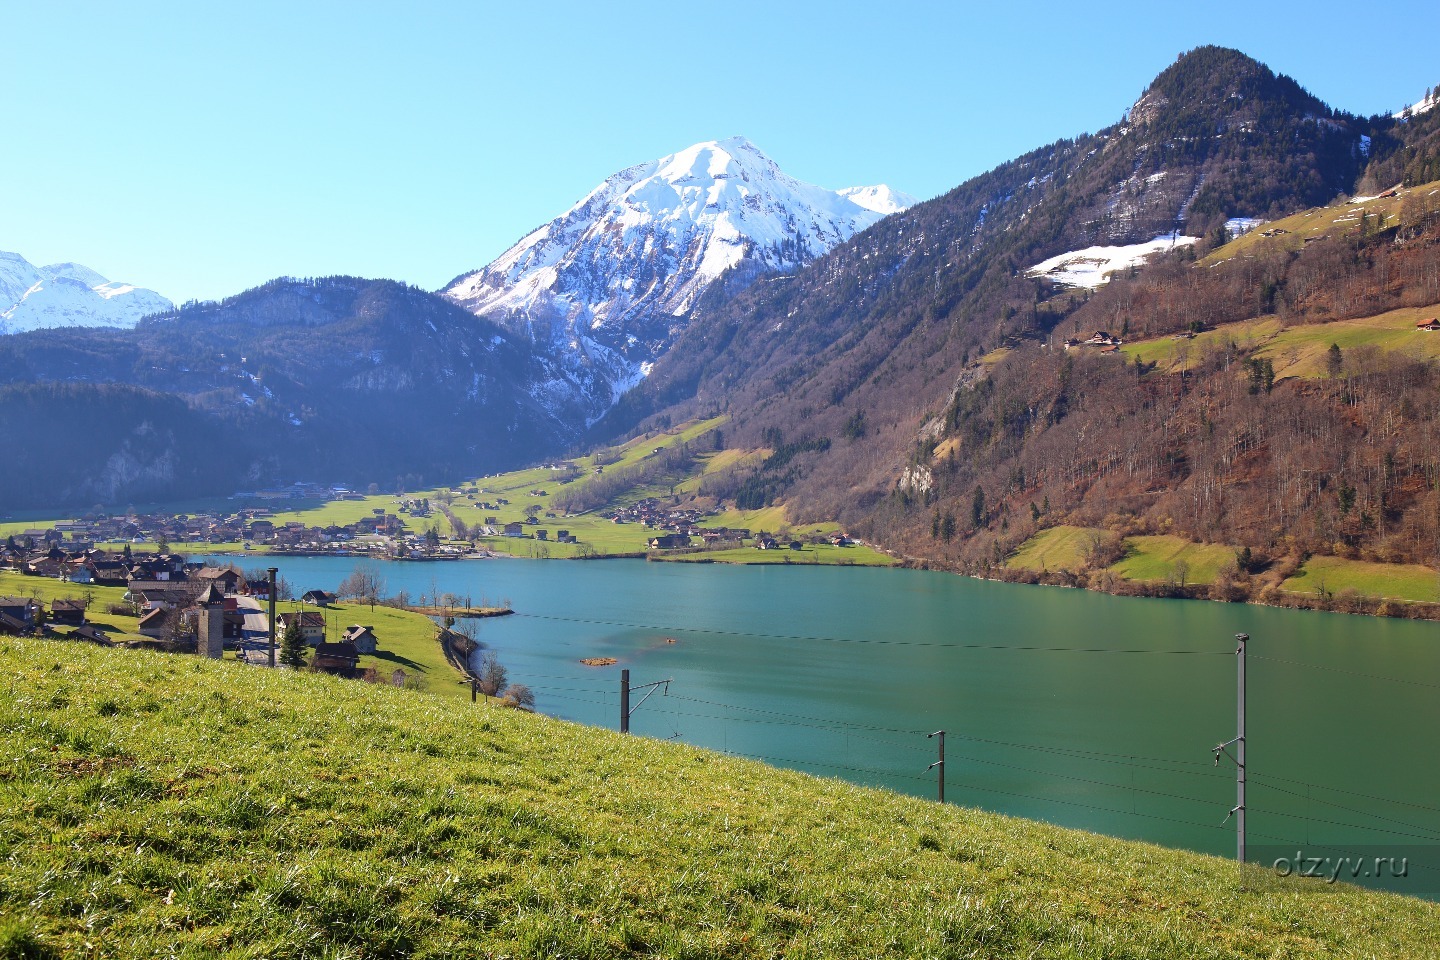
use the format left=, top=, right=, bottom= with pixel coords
left=1026, top=234, right=1199, bottom=289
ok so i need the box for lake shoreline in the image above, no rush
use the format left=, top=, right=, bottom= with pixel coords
left=893, top=556, right=1440, bottom=623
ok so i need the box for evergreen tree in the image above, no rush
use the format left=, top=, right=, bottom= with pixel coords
left=279, top=615, right=308, bottom=669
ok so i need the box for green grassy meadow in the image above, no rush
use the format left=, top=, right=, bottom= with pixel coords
left=1109, top=535, right=1239, bottom=586
left=0, top=570, right=144, bottom=643
left=1004, top=525, right=1104, bottom=572
left=265, top=598, right=467, bottom=699
left=4, top=635, right=1438, bottom=958
left=1005, top=527, right=1440, bottom=607
left=1281, top=555, right=1440, bottom=603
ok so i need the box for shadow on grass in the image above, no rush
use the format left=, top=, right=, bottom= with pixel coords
left=367, top=650, right=426, bottom=671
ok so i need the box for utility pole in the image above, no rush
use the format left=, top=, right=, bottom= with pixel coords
left=928, top=729, right=945, bottom=803
left=619, top=668, right=671, bottom=733
left=1214, top=633, right=1247, bottom=862
left=267, top=567, right=278, bottom=669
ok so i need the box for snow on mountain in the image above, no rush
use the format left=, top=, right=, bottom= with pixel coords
left=442, top=136, right=911, bottom=419
left=1393, top=90, right=1438, bottom=120
left=1025, top=234, right=1198, bottom=289
left=835, top=184, right=917, bottom=215
left=0, top=250, right=173, bottom=334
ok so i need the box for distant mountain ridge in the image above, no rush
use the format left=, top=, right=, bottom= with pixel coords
left=0, top=250, right=172, bottom=334
left=0, top=277, right=582, bottom=508
left=442, top=136, right=914, bottom=421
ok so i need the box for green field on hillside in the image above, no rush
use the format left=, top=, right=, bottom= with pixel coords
left=8, top=415, right=877, bottom=568
left=265, top=597, right=466, bottom=698
left=1109, top=535, right=1238, bottom=585
left=1123, top=306, right=1440, bottom=380
left=1282, top=555, right=1440, bottom=603
left=1004, top=525, right=1105, bottom=572
left=0, top=566, right=461, bottom=692
left=3, top=635, right=1437, bottom=957
left=0, top=570, right=143, bottom=642
left=1199, top=182, right=1434, bottom=266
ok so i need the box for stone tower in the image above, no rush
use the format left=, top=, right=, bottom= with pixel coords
left=196, top=583, right=225, bottom=659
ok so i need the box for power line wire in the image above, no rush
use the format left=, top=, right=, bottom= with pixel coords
left=512, top=612, right=1232, bottom=655
left=1249, top=654, right=1440, bottom=691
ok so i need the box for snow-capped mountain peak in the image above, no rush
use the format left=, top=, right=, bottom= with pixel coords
left=442, top=137, right=911, bottom=420
left=0, top=250, right=172, bottom=334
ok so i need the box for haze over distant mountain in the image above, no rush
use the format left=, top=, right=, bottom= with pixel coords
left=0, top=250, right=172, bottom=334
left=442, top=136, right=914, bottom=420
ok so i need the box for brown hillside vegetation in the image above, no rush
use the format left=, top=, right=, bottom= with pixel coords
left=865, top=195, right=1440, bottom=587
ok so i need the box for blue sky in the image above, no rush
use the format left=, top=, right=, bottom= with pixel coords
left=3, top=1, right=1435, bottom=303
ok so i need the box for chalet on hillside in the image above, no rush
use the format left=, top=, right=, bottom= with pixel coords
left=648, top=534, right=691, bottom=549
left=1416, top=318, right=1440, bottom=331
left=275, top=611, right=326, bottom=645
left=342, top=625, right=378, bottom=654
left=49, top=599, right=86, bottom=626
left=312, top=642, right=359, bottom=676
left=302, top=589, right=335, bottom=607
left=196, top=566, right=243, bottom=594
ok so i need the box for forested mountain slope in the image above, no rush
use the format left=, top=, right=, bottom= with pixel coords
left=0, top=277, right=581, bottom=508
left=597, top=47, right=1440, bottom=574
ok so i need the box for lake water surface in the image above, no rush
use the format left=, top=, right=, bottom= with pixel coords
left=211, top=555, right=1440, bottom=890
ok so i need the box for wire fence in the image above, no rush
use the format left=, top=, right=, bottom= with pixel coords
left=495, top=615, right=1440, bottom=877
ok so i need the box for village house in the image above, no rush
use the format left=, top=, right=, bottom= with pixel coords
left=342, top=624, right=379, bottom=654
left=125, top=580, right=199, bottom=613
left=49, top=599, right=87, bottom=626
left=648, top=534, right=691, bottom=549
left=0, top=597, right=41, bottom=629
left=138, top=607, right=190, bottom=640
left=311, top=642, right=360, bottom=676
left=301, top=589, right=335, bottom=607
left=275, top=611, right=327, bottom=645
left=1416, top=318, right=1440, bottom=332
left=195, top=566, right=243, bottom=594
